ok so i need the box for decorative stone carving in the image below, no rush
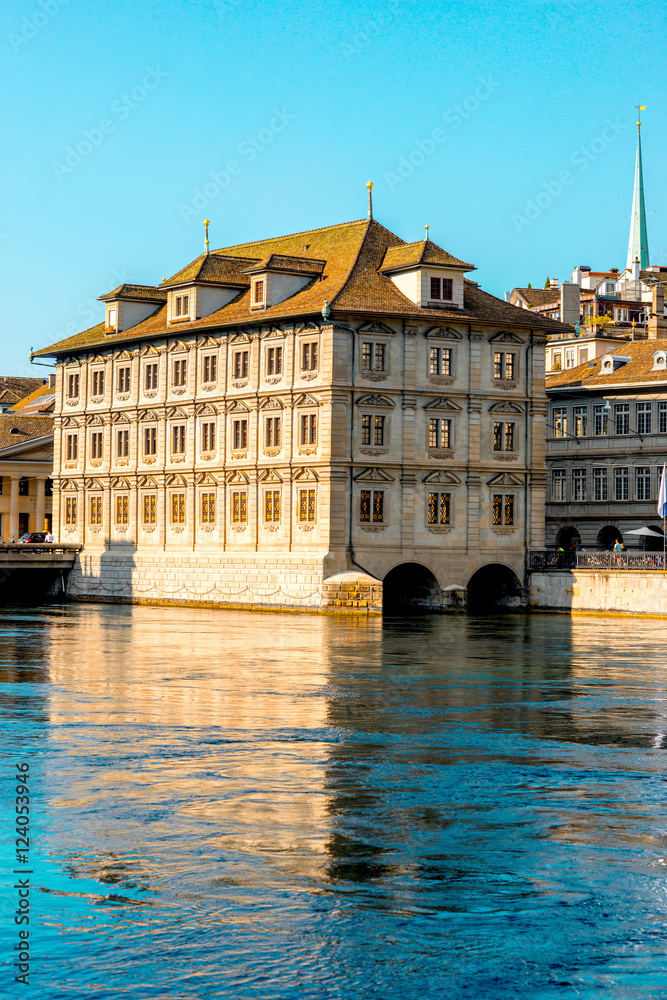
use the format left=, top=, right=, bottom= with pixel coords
left=360, top=448, right=388, bottom=456
left=89, top=460, right=102, bottom=468
left=264, top=448, right=281, bottom=457
left=361, top=372, right=388, bottom=382
left=265, top=376, right=282, bottom=385
left=89, top=396, right=103, bottom=405
left=298, top=447, right=317, bottom=456
left=201, top=384, right=216, bottom=393
left=144, top=390, right=158, bottom=399
left=65, top=400, right=79, bottom=407
left=116, top=393, right=130, bottom=402
left=231, top=525, right=247, bottom=532
left=171, top=526, right=185, bottom=533
left=494, top=455, right=518, bottom=462
left=201, top=454, right=214, bottom=461
left=499, top=382, right=518, bottom=390
left=428, top=377, right=455, bottom=386
left=298, top=524, right=315, bottom=531
left=428, top=526, right=452, bottom=534
left=142, top=526, right=156, bottom=533
left=428, top=451, right=454, bottom=459
left=64, top=462, right=77, bottom=470
left=116, top=460, right=129, bottom=467
left=301, top=373, right=317, bottom=381
left=493, top=527, right=517, bottom=534
left=232, top=380, right=248, bottom=389
left=263, top=525, right=279, bottom=532
left=171, top=456, right=185, bottom=463
left=360, top=525, right=385, bottom=532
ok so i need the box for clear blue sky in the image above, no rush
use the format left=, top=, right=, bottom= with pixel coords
left=2, top=0, right=666, bottom=375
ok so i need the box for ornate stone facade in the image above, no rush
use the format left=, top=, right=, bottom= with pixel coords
left=36, top=218, right=564, bottom=609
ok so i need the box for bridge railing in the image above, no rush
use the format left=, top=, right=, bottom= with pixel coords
left=0, top=543, right=82, bottom=556
left=530, top=550, right=667, bottom=572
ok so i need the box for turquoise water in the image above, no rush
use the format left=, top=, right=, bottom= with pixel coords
left=1, top=604, right=667, bottom=999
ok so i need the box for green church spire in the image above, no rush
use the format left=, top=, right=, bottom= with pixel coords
left=626, top=107, right=649, bottom=270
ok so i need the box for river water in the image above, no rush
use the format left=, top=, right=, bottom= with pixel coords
left=1, top=604, right=667, bottom=999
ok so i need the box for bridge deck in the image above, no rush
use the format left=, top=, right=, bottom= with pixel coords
left=0, top=544, right=81, bottom=570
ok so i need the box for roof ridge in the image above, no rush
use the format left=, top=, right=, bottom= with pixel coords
left=209, top=218, right=367, bottom=255
left=328, top=219, right=396, bottom=311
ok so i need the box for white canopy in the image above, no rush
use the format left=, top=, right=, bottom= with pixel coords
left=625, top=526, right=664, bottom=536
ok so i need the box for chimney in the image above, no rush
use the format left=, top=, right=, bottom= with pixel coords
left=648, top=283, right=667, bottom=339
left=632, top=256, right=641, bottom=281
left=560, top=281, right=581, bottom=326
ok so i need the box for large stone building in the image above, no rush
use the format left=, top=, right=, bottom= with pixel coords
left=34, top=216, right=568, bottom=610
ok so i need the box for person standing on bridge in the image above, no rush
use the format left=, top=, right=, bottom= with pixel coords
left=45, top=531, right=54, bottom=543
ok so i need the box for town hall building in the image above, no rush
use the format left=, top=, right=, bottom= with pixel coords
left=34, top=213, right=569, bottom=611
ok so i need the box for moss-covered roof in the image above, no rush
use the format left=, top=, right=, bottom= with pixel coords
left=0, top=415, right=53, bottom=452
left=99, top=284, right=167, bottom=303
left=36, top=219, right=572, bottom=358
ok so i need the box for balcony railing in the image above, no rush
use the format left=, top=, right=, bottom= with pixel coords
left=530, top=550, right=666, bottom=572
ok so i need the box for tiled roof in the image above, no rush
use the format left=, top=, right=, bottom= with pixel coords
left=244, top=254, right=326, bottom=275
left=9, top=382, right=55, bottom=414
left=160, top=254, right=258, bottom=288
left=99, top=284, right=167, bottom=303
left=380, top=240, right=474, bottom=272
left=0, top=415, right=53, bottom=452
left=546, top=339, right=667, bottom=391
left=513, top=287, right=560, bottom=307
left=35, top=219, right=572, bottom=358
left=0, top=377, right=46, bottom=408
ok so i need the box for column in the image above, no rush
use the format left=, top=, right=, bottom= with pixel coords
left=9, top=476, right=20, bottom=541
left=35, top=477, right=46, bottom=533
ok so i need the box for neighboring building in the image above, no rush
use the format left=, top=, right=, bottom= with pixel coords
left=33, top=215, right=570, bottom=610
left=545, top=326, right=667, bottom=550
left=509, top=117, right=667, bottom=373
left=10, top=376, right=56, bottom=415
left=0, top=415, right=53, bottom=539
left=0, top=376, right=48, bottom=413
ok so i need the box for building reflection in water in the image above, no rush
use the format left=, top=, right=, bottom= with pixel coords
left=4, top=604, right=667, bottom=996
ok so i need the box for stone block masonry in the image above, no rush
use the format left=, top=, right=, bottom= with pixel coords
left=70, top=553, right=383, bottom=613
left=530, top=569, right=667, bottom=616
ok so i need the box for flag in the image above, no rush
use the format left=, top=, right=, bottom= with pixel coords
left=639, top=106, right=646, bottom=110
left=659, top=465, right=667, bottom=518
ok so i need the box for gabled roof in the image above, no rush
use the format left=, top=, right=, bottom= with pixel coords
left=160, top=254, right=257, bottom=288
left=9, top=382, right=55, bottom=414
left=99, top=284, right=167, bottom=303
left=546, top=339, right=667, bottom=391
left=35, top=218, right=572, bottom=358
left=379, top=239, right=474, bottom=273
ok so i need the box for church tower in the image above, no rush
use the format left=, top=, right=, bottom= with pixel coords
left=626, top=108, right=650, bottom=270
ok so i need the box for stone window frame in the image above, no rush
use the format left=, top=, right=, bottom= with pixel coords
left=297, top=486, right=317, bottom=524
left=65, top=431, right=79, bottom=462
left=142, top=492, right=157, bottom=525
left=232, top=348, right=250, bottom=380
left=89, top=495, right=103, bottom=525
left=89, top=429, right=104, bottom=460
left=201, top=353, right=218, bottom=385
left=492, top=493, right=515, bottom=526
left=263, top=488, right=281, bottom=524
left=360, top=413, right=387, bottom=447
left=199, top=490, right=216, bottom=524
left=170, top=422, right=187, bottom=456
left=493, top=350, right=518, bottom=382
left=200, top=419, right=217, bottom=455
left=426, top=490, right=452, bottom=526
left=170, top=491, right=186, bottom=524
left=64, top=496, right=77, bottom=525
left=360, top=340, right=389, bottom=374
left=265, top=344, right=283, bottom=377
left=572, top=467, right=587, bottom=502
left=359, top=488, right=385, bottom=524
left=90, top=369, right=105, bottom=398
left=230, top=488, right=248, bottom=523
left=428, top=345, right=454, bottom=378
left=551, top=469, right=567, bottom=502
left=66, top=371, right=80, bottom=399
left=144, top=361, right=159, bottom=392
left=143, top=425, right=158, bottom=457
left=264, top=414, right=281, bottom=450
left=592, top=467, right=608, bottom=502
left=231, top=416, right=249, bottom=453
left=114, top=493, right=130, bottom=525
left=299, top=338, right=320, bottom=372
left=116, top=364, right=132, bottom=395
left=492, top=420, right=515, bottom=453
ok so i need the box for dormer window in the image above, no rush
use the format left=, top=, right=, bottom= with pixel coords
left=653, top=351, right=667, bottom=371
left=175, top=294, right=189, bottom=318
left=107, top=307, right=117, bottom=330
left=252, top=279, right=265, bottom=306
left=600, top=354, right=630, bottom=374
left=430, top=277, right=453, bottom=301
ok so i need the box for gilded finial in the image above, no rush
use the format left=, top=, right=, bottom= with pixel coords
left=425, top=224, right=430, bottom=241
left=204, top=218, right=210, bottom=254
left=635, top=104, right=646, bottom=130
left=367, top=180, right=373, bottom=220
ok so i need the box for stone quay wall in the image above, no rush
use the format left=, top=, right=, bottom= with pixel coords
left=530, top=569, right=667, bottom=616
left=68, top=551, right=383, bottom=613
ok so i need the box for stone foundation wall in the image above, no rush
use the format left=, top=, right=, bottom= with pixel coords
left=69, top=551, right=383, bottom=613
left=530, top=570, right=667, bottom=616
